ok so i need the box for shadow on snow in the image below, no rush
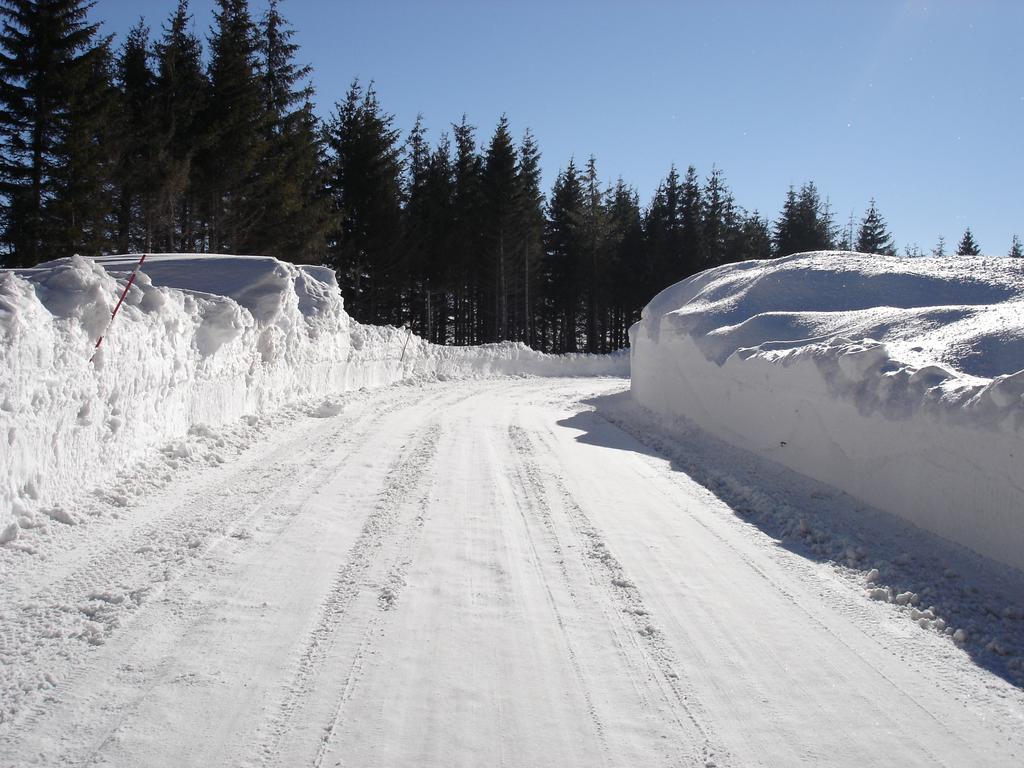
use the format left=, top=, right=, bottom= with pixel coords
left=558, top=390, right=1024, bottom=689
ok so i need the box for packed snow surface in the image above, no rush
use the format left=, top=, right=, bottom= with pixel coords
left=0, top=378, right=1021, bottom=766
left=0, top=254, right=625, bottom=528
left=631, top=251, right=1024, bottom=571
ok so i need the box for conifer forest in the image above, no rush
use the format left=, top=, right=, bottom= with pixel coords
left=0, top=0, right=1018, bottom=352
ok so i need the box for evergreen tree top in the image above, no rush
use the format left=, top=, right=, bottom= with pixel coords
left=856, top=198, right=895, bottom=256
left=515, top=128, right=542, bottom=187
left=261, top=0, right=313, bottom=121
left=481, top=114, right=517, bottom=225
left=484, top=114, right=515, bottom=163
left=157, top=1, right=203, bottom=74
left=956, top=227, right=981, bottom=256
left=117, top=20, right=152, bottom=96
left=401, top=114, right=432, bottom=205
left=208, top=0, right=259, bottom=80
left=1008, top=234, right=1022, bottom=258
left=772, top=182, right=833, bottom=257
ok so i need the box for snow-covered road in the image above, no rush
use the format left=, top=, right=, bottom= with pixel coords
left=1, top=378, right=1022, bottom=767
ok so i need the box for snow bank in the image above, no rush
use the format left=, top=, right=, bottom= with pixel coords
left=354, top=323, right=628, bottom=382
left=630, top=252, right=1024, bottom=571
left=0, top=254, right=625, bottom=527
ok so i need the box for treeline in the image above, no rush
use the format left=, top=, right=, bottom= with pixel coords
left=1, top=1, right=1020, bottom=352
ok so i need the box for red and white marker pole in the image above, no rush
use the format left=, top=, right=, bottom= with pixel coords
left=91, top=253, right=148, bottom=362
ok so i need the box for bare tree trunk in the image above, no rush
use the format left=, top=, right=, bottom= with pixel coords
left=523, top=243, right=530, bottom=346
left=426, top=285, right=433, bottom=342
left=498, top=232, right=506, bottom=340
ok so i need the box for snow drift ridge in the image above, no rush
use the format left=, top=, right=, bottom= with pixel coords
left=630, top=251, right=1024, bottom=572
left=0, top=254, right=625, bottom=529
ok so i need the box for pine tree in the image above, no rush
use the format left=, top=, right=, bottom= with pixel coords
left=152, top=0, right=206, bottom=250
left=797, top=182, right=834, bottom=251
left=324, top=80, right=403, bottom=323
left=580, top=155, right=609, bottom=353
left=400, top=114, right=430, bottom=325
left=737, top=211, right=772, bottom=261
left=642, top=164, right=706, bottom=282
left=198, top=0, right=266, bottom=252
left=449, top=116, right=483, bottom=343
left=544, top=160, right=584, bottom=352
left=0, top=0, right=115, bottom=265
left=772, top=187, right=800, bottom=258
left=251, top=0, right=327, bottom=261
left=403, top=114, right=430, bottom=210
left=837, top=210, right=855, bottom=251
left=955, top=228, right=980, bottom=256
left=268, top=101, right=328, bottom=261
left=513, top=128, right=544, bottom=346
left=679, top=165, right=704, bottom=273
left=114, top=20, right=158, bottom=252
left=480, top=115, right=518, bottom=341
left=931, top=235, right=946, bottom=257
left=773, top=182, right=833, bottom=257
left=49, top=30, right=117, bottom=258
left=604, top=178, right=644, bottom=348
left=1008, top=235, right=1022, bottom=258
left=644, top=165, right=684, bottom=285
left=702, top=166, right=739, bottom=269
left=418, top=134, right=456, bottom=342
left=855, top=198, right=896, bottom=255
left=260, top=0, right=308, bottom=121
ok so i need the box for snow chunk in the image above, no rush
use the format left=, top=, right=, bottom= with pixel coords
left=310, top=398, right=346, bottom=418
left=43, top=506, right=76, bottom=526
left=0, top=521, right=18, bottom=544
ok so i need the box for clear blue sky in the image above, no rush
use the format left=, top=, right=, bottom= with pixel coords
left=100, top=0, right=1022, bottom=254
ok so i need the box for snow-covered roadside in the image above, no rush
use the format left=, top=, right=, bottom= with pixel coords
left=630, top=252, right=1024, bottom=572
left=0, top=254, right=625, bottom=534
left=591, top=389, right=1024, bottom=684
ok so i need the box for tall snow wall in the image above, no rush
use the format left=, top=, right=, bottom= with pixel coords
left=0, top=254, right=626, bottom=524
left=630, top=252, right=1024, bottom=572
